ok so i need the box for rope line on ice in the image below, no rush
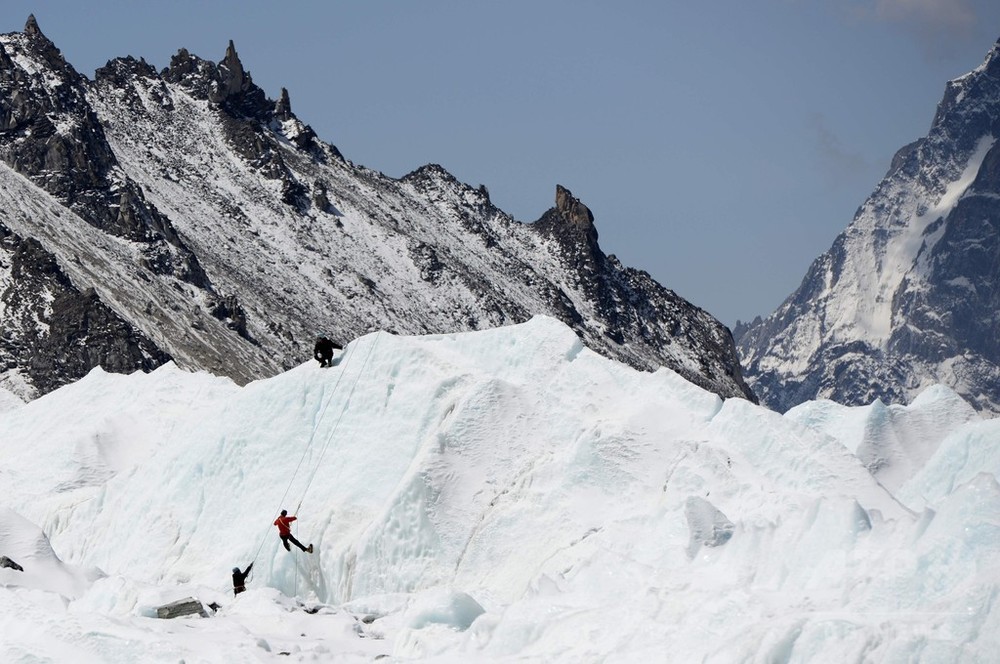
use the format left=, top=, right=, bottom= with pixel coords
left=248, top=331, right=383, bottom=578
left=246, top=343, right=354, bottom=569
left=296, top=330, right=383, bottom=514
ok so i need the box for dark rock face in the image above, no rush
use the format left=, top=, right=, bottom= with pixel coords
left=0, top=17, right=207, bottom=287
left=738, top=38, right=1000, bottom=414
left=532, top=185, right=752, bottom=397
left=0, top=555, right=23, bottom=571
left=0, top=16, right=754, bottom=403
left=158, top=42, right=322, bottom=209
left=156, top=597, right=210, bottom=619
left=1, top=222, right=169, bottom=399
left=208, top=294, right=252, bottom=341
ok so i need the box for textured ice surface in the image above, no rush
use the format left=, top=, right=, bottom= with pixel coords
left=1, top=317, right=997, bottom=661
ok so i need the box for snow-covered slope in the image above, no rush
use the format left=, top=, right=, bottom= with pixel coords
left=738, top=37, right=1000, bottom=414
left=0, top=16, right=752, bottom=404
left=1, top=316, right=998, bottom=661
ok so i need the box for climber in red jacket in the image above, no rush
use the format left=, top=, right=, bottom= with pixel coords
left=273, top=510, right=313, bottom=553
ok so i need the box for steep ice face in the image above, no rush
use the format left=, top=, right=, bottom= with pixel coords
left=0, top=508, right=97, bottom=600
left=1, top=317, right=997, bottom=661
left=785, top=384, right=979, bottom=495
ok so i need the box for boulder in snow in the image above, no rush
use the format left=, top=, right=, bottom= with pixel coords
left=0, top=555, right=24, bottom=571
left=156, top=597, right=211, bottom=619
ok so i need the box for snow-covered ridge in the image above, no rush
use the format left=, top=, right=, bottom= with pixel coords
left=2, top=317, right=998, bottom=661
left=0, top=15, right=753, bottom=404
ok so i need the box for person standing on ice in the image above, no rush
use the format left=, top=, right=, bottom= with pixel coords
left=232, top=562, right=253, bottom=595
left=313, top=335, right=340, bottom=367
left=274, top=510, right=313, bottom=553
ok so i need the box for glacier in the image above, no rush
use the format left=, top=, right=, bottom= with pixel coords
left=1, top=316, right=998, bottom=662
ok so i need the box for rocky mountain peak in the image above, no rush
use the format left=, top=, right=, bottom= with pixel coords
left=930, top=38, right=1000, bottom=135
left=218, top=39, right=250, bottom=99
left=0, top=25, right=756, bottom=405
left=161, top=41, right=271, bottom=121
left=23, top=14, right=41, bottom=37
left=555, top=185, right=596, bottom=233
left=270, top=87, right=320, bottom=152
left=0, top=19, right=213, bottom=290
left=94, top=56, right=160, bottom=89
left=534, top=185, right=600, bottom=257
left=13, top=14, right=68, bottom=73
left=401, top=163, right=496, bottom=219
left=162, top=48, right=215, bottom=98
left=738, top=34, right=1000, bottom=414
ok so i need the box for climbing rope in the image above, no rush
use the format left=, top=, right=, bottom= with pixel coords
left=248, top=342, right=356, bottom=567
left=294, top=330, right=382, bottom=513
left=248, top=331, right=384, bottom=573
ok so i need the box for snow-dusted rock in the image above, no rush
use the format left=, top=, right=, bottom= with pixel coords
left=0, top=15, right=753, bottom=404
left=739, top=37, right=1000, bottom=415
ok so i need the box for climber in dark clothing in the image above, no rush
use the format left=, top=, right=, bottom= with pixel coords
left=274, top=510, right=313, bottom=553
left=232, top=562, right=253, bottom=596
left=314, top=335, right=341, bottom=367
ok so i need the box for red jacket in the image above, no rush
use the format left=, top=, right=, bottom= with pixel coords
left=274, top=515, right=297, bottom=536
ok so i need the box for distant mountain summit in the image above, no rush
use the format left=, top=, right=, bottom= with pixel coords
left=738, top=37, right=1000, bottom=414
left=0, top=16, right=753, bottom=402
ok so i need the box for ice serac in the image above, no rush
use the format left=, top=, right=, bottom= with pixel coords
left=738, top=37, right=1000, bottom=414
left=0, top=507, right=96, bottom=599
left=1, top=318, right=996, bottom=660
left=0, top=17, right=753, bottom=402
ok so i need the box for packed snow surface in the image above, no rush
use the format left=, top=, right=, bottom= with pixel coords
left=1, top=316, right=998, bottom=662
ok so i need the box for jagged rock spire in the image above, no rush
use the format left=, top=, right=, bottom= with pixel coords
left=275, top=87, right=292, bottom=121
left=24, top=14, right=41, bottom=37
left=18, top=13, right=66, bottom=69
left=555, top=185, right=597, bottom=236
left=219, top=39, right=250, bottom=98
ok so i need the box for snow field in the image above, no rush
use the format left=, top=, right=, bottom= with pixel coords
left=1, top=316, right=998, bottom=661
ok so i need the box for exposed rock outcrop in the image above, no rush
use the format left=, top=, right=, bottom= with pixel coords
left=0, top=555, right=24, bottom=571
left=0, top=221, right=170, bottom=399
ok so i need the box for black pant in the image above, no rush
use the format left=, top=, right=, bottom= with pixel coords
left=281, top=533, right=308, bottom=552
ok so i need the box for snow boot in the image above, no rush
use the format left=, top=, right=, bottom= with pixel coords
left=307, top=544, right=314, bottom=554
